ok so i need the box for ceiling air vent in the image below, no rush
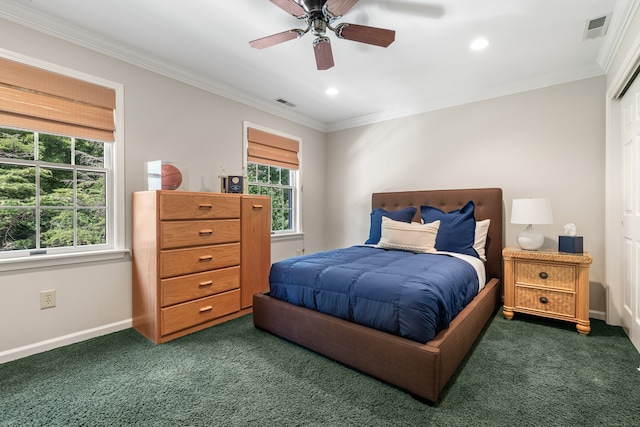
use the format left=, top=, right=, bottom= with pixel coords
left=583, top=14, right=610, bottom=40
left=275, top=98, right=296, bottom=108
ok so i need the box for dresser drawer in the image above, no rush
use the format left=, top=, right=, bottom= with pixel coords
left=514, top=261, right=575, bottom=290
left=161, top=219, right=240, bottom=249
left=160, top=266, right=240, bottom=307
left=160, top=193, right=240, bottom=220
left=160, top=243, right=240, bottom=278
left=515, top=286, right=575, bottom=317
left=161, top=289, right=241, bottom=336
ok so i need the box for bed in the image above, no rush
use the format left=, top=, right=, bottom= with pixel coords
left=253, top=188, right=503, bottom=402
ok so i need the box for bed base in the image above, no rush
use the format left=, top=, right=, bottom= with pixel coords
left=253, top=278, right=499, bottom=402
left=253, top=188, right=503, bottom=402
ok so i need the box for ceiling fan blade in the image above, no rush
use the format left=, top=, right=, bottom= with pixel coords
left=250, top=29, right=305, bottom=49
left=269, top=0, right=307, bottom=18
left=335, top=23, right=395, bottom=47
left=325, top=0, right=359, bottom=17
left=313, top=37, right=334, bottom=70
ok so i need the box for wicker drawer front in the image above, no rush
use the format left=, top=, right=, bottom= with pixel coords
left=160, top=243, right=240, bottom=278
left=161, top=219, right=240, bottom=249
left=514, top=261, right=575, bottom=290
left=160, top=266, right=240, bottom=307
left=160, top=193, right=240, bottom=220
left=161, top=289, right=240, bottom=336
left=515, top=286, right=575, bottom=317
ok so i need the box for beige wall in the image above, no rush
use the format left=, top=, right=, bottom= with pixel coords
left=0, top=19, right=325, bottom=359
left=326, top=76, right=607, bottom=317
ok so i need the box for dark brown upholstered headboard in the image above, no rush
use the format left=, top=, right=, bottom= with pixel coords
left=371, top=188, right=504, bottom=283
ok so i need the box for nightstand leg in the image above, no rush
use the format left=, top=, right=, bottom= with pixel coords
left=503, top=307, right=514, bottom=320
left=576, top=322, right=590, bottom=335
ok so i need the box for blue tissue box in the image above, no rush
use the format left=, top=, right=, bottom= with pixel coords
left=559, top=236, right=583, bottom=253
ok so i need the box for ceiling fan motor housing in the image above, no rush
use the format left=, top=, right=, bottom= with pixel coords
left=297, top=0, right=326, bottom=13
left=312, top=18, right=328, bottom=36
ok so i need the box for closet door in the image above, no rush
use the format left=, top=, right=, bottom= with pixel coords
left=621, top=75, right=640, bottom=352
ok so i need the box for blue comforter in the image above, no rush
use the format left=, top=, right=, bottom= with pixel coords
left=269, top=246, right=480, bottom=343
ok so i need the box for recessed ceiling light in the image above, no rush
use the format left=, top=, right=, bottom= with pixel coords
left=326, top=87, right=339, bottom=96
left=470, top=38, right=489, bottom=51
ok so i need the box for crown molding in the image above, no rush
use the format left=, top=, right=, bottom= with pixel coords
left=0, top=1, right=328, bottom=132
left=327, top=64, right=606, bottom=132
left=0, top=0, right=625, bottom=134
left=597, top=0, right=640, bottom=73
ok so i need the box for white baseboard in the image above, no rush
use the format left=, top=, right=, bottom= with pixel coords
left=0, top=309, right=611, bottom=365
left=0, top=319, right=132, bottom=364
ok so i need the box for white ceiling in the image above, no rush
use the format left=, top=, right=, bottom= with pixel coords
left=0, top=0, right=627, bottom=132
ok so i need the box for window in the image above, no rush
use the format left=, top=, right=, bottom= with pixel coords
left=0, top=127, right=111, bottom=256
left=0, top=53, right=123, bottom=264
left=244, top=123, right=301, bottom=235
left=246, top=163, right=295, bottom=232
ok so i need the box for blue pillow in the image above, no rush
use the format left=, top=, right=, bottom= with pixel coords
left=365, top=206, right=417, bottom=245
left=420, top=200, right=478, bottom=257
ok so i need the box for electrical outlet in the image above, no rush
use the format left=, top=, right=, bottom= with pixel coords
left=40, top=289, right=56, bottom=309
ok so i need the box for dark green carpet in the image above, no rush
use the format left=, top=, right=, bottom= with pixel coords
left=1, top=312, right=639, bottom=426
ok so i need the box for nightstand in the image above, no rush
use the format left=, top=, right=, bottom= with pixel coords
left=502, top=246, right=592, bottom=334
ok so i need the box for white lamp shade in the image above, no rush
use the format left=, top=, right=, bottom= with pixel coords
left=510, top=198, right=553, bottom=225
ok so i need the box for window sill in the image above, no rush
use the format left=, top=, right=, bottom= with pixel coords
left=271, top=232, right=304, bottom=242
left=0, top=249, right=130, bottom=273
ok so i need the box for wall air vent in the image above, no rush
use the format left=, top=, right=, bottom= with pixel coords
left=583, top=14, right=610, bottom=40
left=275, top=98, right=296, bottom=108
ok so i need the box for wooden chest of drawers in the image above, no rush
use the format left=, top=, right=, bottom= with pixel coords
left=502, top=246, right=592, bottom=334
left=132, top=191, right=270, bottom=343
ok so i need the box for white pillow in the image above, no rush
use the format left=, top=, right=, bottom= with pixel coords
left=474, top=219, right=491, bottom=261
left=378, top=217, right=440, bottom=253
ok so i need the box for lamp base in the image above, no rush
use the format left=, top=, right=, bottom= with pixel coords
left=517, top=224, right=544, bottom=250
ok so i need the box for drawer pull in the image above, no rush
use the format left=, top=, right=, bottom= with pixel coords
left=198, top=280, right=213, bottom=288
left=199, top=255, right=213, bottom=262
left=539, top=296, right=549, bottom=304
left=198, top=204, right=213, bottom=210
left=539, top=272, right=548, bottom=280
left=253, top=204, right=263, bottom=209
left=199, top=229, right=213, bottom=235
left=199, top=305, right=213, bottom=313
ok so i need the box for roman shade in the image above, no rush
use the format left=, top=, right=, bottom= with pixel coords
left=247, top=127, right=299, bottom=170
left=0, top=57, right=116, bottom=142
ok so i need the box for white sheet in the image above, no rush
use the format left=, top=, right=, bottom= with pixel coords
left=434, top=251, right=487, bottom=292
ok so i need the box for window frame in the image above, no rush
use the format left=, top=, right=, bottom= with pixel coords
left=243, top=122, right=302, bottom=238
left=0, top=131, right=111, bottom=255
left=0, top=49, right=126, bottom=272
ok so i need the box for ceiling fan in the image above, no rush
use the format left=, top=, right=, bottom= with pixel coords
left=249, top=0, right=396, bottom=70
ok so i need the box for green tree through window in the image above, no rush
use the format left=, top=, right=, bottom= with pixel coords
left=246, top=163, right=295, bottom=233
left=0, top=127, right=109, bottom=255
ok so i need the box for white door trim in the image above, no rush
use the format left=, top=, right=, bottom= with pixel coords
left=606, top=28, right=640, bottom=328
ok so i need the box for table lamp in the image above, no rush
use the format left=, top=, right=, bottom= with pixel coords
left=511, top=198, right=553, bottom=250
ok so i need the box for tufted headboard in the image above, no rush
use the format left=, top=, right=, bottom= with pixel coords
left=371, top=188, right=504, bottom=283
